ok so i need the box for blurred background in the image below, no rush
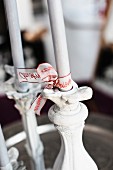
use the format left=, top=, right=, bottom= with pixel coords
left=0, top=0, right=113, bottom=126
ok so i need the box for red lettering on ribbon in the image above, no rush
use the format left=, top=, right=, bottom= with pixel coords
left=29, top=63, right=72, bottom=115
left=34, top=95, right=42, bottom=111
left=19, top=72, right=29, bottom=80
left=41, top=66, right=53, bottom=73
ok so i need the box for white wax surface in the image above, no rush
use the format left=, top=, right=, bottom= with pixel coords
left=4, top=0, right=28, bottom=92
left=47, top=0, right=70, bottom=78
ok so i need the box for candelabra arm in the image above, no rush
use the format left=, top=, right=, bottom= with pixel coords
left=0, top=75, right=45, bottom=170
left=12, top=93, right=45, bottom=170
left=21, top=110, right=45, bottom=170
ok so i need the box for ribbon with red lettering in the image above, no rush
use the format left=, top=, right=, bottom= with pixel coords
left=17, top=63, right=72, bottom=115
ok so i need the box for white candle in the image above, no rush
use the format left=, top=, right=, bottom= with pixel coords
left=47, top=0, right=72, bottom=91
left=4, top=0, right=28, bottom=93
left=3, top=1, right=45, bottom=170
left=0, top=125, right=12, bottom=170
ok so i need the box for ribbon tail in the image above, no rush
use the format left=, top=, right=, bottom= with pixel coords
left=30, top=94, right=47, bottom=115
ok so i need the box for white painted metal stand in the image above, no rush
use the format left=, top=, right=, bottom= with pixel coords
left=42, top=84, right=98, bottom=170
left=1, top=0, right=99, bottom=169
left=13, top=89, right=45, bottom=170
left=0, top=73, right=45, bottom=170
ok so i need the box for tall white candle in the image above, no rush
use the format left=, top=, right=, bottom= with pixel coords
left=3, top=1, right=45, bottom=169
left=4, top=0, right=28, bottom=93
left=47, top=0, right=72, bottom=91
left=0, top=125, right=12, bottom=170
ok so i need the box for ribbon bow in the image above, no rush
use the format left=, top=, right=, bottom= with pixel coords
left=30, top=63, right=72, bottom=115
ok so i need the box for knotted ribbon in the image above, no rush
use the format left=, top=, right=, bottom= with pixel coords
left=29, top=63, right=72, bottom=115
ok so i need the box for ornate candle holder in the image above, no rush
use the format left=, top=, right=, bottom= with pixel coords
left=1, top=0, right=99, bottom=169
left=37, top=80, right=98, bottom=170
left=0, top=64, right=99, bottom=170
left=0, top=65, right=45, bottom=170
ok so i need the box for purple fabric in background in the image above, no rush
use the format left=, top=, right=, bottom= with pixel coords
left=0, top=95, right=21, bottom=126
left=93, top=88, right=113, bottom=116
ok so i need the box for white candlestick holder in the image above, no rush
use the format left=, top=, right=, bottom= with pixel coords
left=41, top=81, right=98, bottom=170
left=0, top=66, right=45, bottom=170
